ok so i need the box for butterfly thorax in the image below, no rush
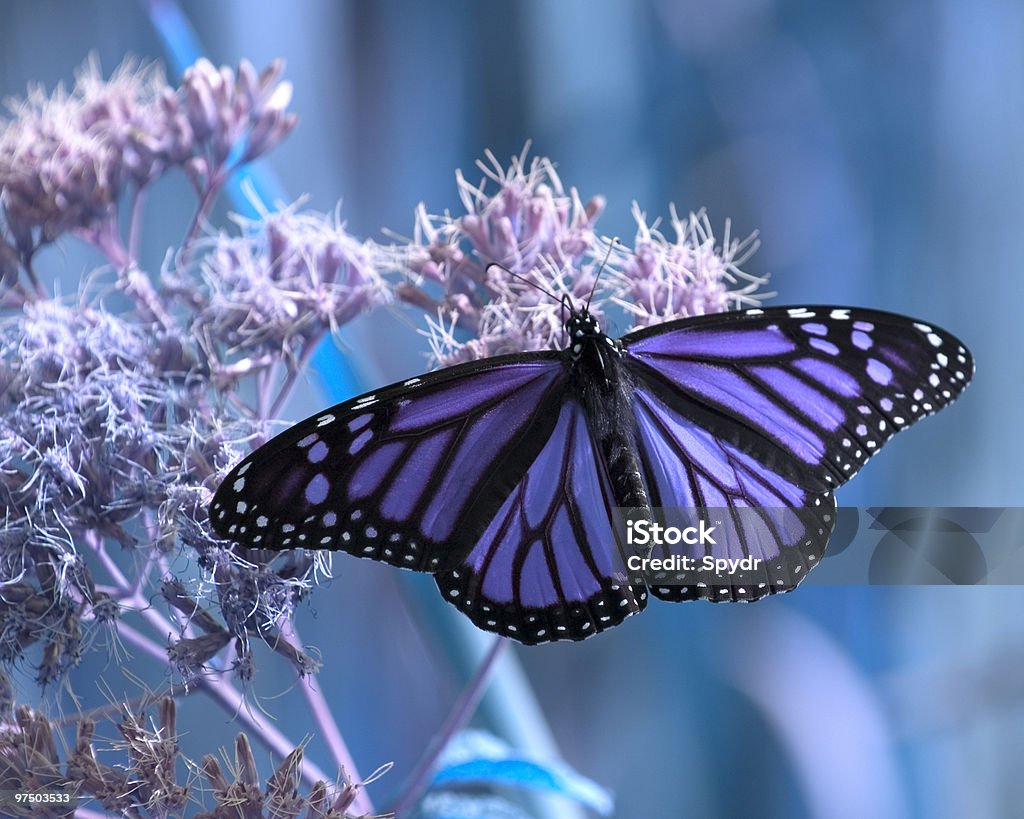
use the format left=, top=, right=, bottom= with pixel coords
left=566, top=310, right=651, bottom=516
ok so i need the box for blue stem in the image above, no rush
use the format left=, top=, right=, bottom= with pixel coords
left=401, top=575, right=587, bottom=819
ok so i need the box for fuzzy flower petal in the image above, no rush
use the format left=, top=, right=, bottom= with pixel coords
left=397, top=147, right=606, bottom=367
left=0, top=55, right=296, bottom=251
left=612, top=203, right=766, bottom=328
left=193, top=201, right=388, bottom=371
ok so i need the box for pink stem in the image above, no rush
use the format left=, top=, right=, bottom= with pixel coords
left=267, top=329, right=327, bottom=420
left=179, top=174, right=224, bottom=263
left=128, top=186, right=147, bottom=260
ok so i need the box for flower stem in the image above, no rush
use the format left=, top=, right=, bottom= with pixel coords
left=53, top=684, right=192, bottom=726
left=267, top=330, right=326, bottom=420
left=111, top=596, right=341, bottom=790
left=128, top=186, right=147, bottom=260
left=81, top=218, right=133, bottom=269
left=180, top=175, right=224, bottom=263
left=390, top=636, right=508, bottom=817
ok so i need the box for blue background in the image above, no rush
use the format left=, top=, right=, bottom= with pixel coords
left=2, top=1, right=1019, bottom=816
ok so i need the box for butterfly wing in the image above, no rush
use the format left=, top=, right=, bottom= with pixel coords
left=210, top=355, right=569, bottom=572
left=621, top=306, right=971, bottom=602
left=435, top=399, right=647, bottom=644
left=622, top=306, right=973, bottom=494
left=631, top=383, right=836, bottom=602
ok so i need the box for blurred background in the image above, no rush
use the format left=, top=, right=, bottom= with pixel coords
left=1, top=1, right=1019, bottom=816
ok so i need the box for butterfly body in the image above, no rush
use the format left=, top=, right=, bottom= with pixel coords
left=211, top=303, right=973, bottom=644
left=566, top=314, right=651, bottom=515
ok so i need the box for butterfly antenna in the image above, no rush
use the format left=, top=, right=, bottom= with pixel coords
left=486, top=262, right=562, bottom=303
left=586, top=237, right=618, bottom=311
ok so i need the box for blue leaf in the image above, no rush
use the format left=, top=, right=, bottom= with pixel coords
left=415, top=792, right=534, bottom=819
left=431, top=731, right=614, bottom=816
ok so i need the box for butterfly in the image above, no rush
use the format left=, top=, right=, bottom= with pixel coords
left=210, top=301, right=973, bottom=644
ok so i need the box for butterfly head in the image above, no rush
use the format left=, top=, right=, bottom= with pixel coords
left=565, top=307, right=617, bottom=362
left=567, top=310, right=601, bottom=337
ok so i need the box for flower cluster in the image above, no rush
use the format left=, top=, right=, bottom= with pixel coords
left=0, top=699, right=385, bottom=818
left=193, top=204, right=388, bottom=372
left=0, top=59, right=378, bottom=691
left=0, top=56, right=295, bottom=269
left=611, top=203, right=765, bottom=327
left=0, top=292, right=330, bottom=684
left=397, top=148, right=765, bottom=367
left=1, top=301, right=173, bottom=682
left=178, top=58, right=297, bottom=188
left=397, top=148, right=604, bottom=366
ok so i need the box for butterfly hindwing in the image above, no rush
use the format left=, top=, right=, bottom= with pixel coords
left=623, top=306, right=973, bottom=494
left=436, top=399, right=647, bottom=644
left=631, top=384, right=836, bottom=602
left=210, top=355, right=567, bottom=572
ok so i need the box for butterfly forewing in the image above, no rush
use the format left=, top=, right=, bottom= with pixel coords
left=436, top=399, right=646, bottom=644
left=623, top=306, right=973, bottom=494
left=210, top=355, right=567, bottom=572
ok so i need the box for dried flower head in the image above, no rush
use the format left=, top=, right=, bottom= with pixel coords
left=193, top=202, right=388, bottom=373
left=398, top=148, right=766, bottom=367
left=396, top=147, right=604, bottom=366
left=0, top=700, right=386, bottom=817
left=114, top=697, right=189, bottom=814
left=0, top=55, right=296, bottom=257
left=610, top=203, right=765, bottom=327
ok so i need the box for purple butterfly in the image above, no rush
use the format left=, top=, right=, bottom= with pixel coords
left=210, top=301, right=973, bottom=643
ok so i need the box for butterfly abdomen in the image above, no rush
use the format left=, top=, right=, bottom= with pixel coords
left=572, top=333, right=651, bottom=515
